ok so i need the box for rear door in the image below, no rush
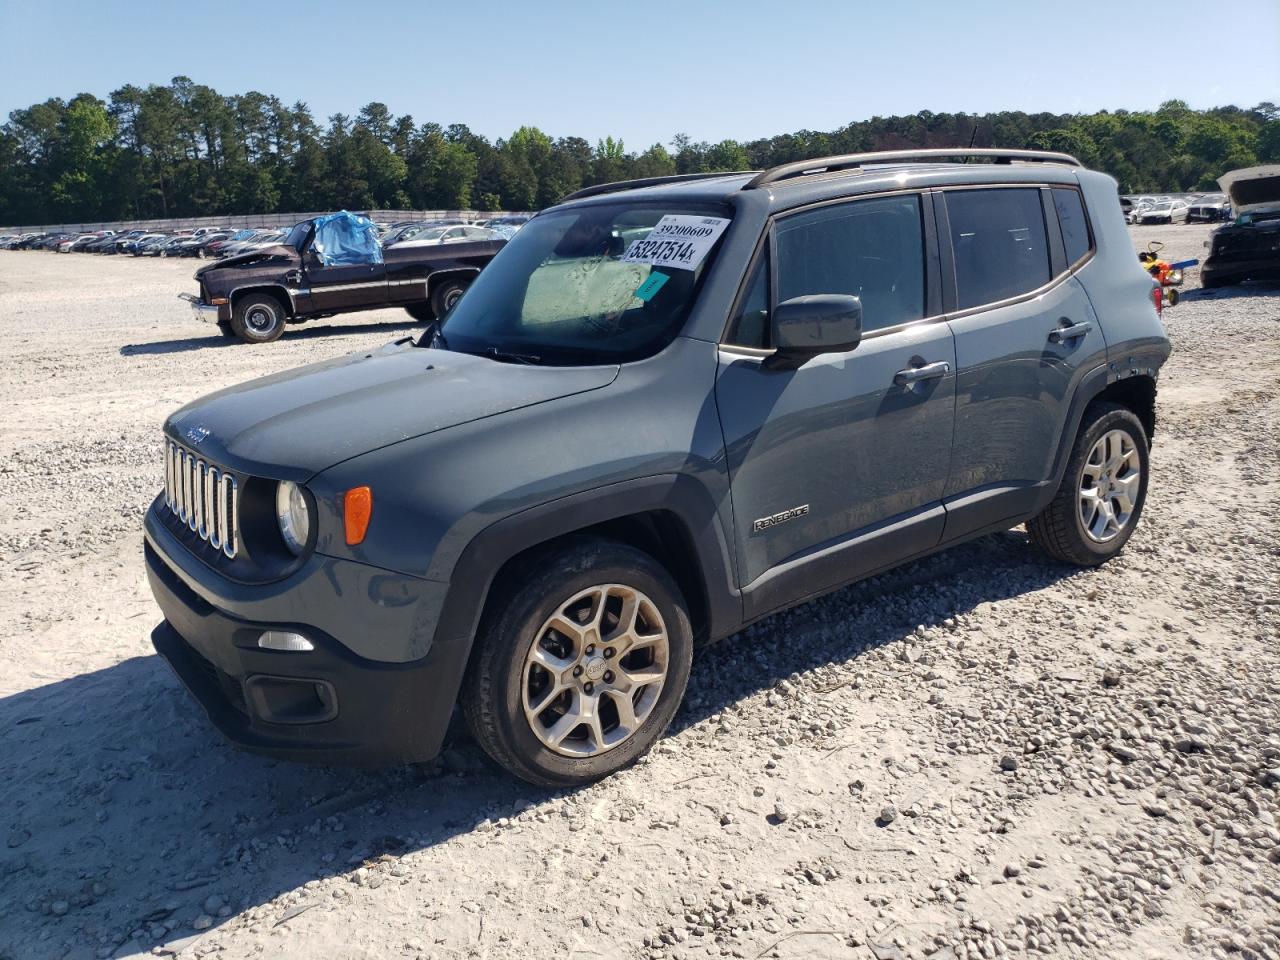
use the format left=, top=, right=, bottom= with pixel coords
left=939, top=185, right=1106, bottom=514
left=715, top=192, right=956, bottom=613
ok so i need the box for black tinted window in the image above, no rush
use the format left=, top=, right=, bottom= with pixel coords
left=776, top=195, right=926, bottom=333
left=726, top=254, right=770, bottom=347
left=1052, top=188, right=1091, bottom=265
left=947, top=189, right=1050, bottom=310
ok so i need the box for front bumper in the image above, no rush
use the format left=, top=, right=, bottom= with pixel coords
left=177, top=292, right=228, bottom=324
left=145, top=504, right=460, bottom=766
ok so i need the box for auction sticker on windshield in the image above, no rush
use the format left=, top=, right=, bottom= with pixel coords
left=621, top=215, right=730, bottom=271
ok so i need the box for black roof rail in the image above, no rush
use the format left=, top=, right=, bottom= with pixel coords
left=743, top=148, right=1082, bottom=190
left=559, top=171, right=758, bottom=203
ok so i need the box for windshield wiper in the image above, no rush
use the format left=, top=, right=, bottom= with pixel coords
left=482, top=345, right=543, bottom=365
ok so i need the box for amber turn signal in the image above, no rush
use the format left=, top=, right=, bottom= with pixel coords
left=342, top=486, right=373, bottom=545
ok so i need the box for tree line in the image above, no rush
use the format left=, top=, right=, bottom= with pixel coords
left=2, top=77, right=1277, bottom=225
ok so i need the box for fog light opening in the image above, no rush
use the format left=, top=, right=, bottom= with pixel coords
left=257, top=630, right=314, bottom=652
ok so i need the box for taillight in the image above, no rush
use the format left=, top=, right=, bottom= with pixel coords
left=1152, top=284, right=1163, bottom=316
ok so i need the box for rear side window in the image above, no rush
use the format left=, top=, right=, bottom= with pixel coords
left=775, top=195, right=926, bottom=333
left=1052, top=188, right=1092, bottom=265
left=946, top=189, right=1050, bottom=310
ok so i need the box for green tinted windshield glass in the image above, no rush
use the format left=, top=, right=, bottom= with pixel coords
left=435, top=202, right=731, bottom=365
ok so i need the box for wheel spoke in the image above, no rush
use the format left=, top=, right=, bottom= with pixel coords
left=621, top=665, right=665, bottom=689
left=527, top=679, right=567, bottom=717
left=528, top=642, right=574, bottom=675
left=1090, top=499, right=1114, bottom=539
left=606, top=589, right=640, bottom=647
left=543, top=697, right=583, bottom=748
left=545, top=615, right=586, bottom=650
left=607, top=689, right=639, bottom=734
left=1111, top=473, right=1140, bottom=514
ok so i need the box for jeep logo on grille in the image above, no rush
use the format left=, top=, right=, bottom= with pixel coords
left=185, top=425, right=210, bottom=445
left=753, top=504, right=810, bottom=533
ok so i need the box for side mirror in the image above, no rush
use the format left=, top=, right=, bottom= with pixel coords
left=764, top=295, right=863, bottom=370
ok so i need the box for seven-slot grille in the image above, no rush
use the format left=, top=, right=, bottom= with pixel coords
left=163, top=440, right=239, bottom=559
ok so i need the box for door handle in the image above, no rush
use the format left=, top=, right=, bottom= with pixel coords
left=283, top=269, right=302, bottom=285
left=893, top=361, right=951, bottom=386
left=1048, top=319, right=1092, bottom=343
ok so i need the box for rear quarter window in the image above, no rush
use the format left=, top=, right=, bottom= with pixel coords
left=1052, top=188, right=1093, bottom=266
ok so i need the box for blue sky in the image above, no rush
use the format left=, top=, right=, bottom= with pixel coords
left=2, top=0, right=1277, bottom=147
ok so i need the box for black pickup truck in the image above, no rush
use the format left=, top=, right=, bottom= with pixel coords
left=180, top=217, right=505, bottom=343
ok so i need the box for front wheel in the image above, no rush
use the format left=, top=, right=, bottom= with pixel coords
left=230, top=294, right=287, bottom=344
left=462, top=538, right=694, bottom=787
left=430, top=278, right=470, bottom=319
left=1028, top=401, right=1149, bottom=566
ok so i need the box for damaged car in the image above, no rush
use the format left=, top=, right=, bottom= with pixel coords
left=1202, top=165, right=1280, bottom=288
left=180, top=211, right=504, bottom=343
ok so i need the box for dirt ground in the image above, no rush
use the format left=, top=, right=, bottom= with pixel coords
left=1, top=225, right=1278, bottom=960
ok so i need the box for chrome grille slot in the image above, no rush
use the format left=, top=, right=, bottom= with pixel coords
left=162, top=440, right=239, bottom=559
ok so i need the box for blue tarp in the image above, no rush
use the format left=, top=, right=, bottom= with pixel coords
left=311, top=210, right=383, bottom=266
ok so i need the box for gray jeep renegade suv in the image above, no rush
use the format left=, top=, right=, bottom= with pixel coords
left=145, top=149, right=1171, bottom=786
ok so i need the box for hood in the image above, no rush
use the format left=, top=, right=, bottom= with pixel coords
left=165, top=342, right=619, bottom=477
left=195, top=244, right=296, bottom=276
left=1218, top=165, right=1280, bottom=216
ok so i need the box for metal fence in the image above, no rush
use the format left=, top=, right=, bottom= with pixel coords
left=0, top=209, right=535, bottom=235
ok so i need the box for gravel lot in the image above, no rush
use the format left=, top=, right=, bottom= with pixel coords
left=1, top=225, right=1278, bottom=960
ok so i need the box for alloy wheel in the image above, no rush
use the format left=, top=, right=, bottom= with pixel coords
left=521, top=584, right=669, bottom=757
left=1078, top=429, right=1141, bottom=543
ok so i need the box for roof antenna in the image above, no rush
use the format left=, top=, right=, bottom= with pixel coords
left=968, top=123, right=978, bottom=148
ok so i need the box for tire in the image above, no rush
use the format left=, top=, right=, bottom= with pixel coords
left=1028, top=401, right=1149, bottom=567
left=230, top=293, right=287, bottom=344
left=1202, top=275, right=1239, bottom=289
left=404, top=301, right=435, bottom=323
left=462, top=537, right=694, bottom=787
left=430, top=277, right=470, bottom=318
left=1166, top=287, right=1180, bottom=306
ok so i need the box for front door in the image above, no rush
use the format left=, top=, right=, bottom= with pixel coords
left=303, top=247, right=387, bottom=312
left=715, top=193, right=956, bottom=616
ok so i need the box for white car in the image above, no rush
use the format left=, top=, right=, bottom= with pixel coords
left=389, top=225, right=499, bottom=249
left=1132, top=200, right=1190, bottom=225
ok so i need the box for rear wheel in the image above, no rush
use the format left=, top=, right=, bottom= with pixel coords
left=462, top=538, right=693, bottom=787
left=430, top=278, right=470, bottom=319
left=230, top=293, right=287, bottom=344
left=1028, top=402, right=1149, bottom=566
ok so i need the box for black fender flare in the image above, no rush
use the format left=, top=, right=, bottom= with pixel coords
left=1042, top=352, right=1166, bottom=509
left=411, top=474, right=742, bottom=758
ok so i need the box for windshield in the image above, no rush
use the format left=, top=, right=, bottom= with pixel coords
left=434, top=202, right=731, bottom=366
left=284, top=221, right=311, bottom=249
left=1151, top=202, right=1172, bottom=211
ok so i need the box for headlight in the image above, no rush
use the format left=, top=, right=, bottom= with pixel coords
left=275, top=481, right=312, bottom=555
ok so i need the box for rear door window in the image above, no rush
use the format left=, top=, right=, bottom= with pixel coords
left=946, top=189, right=1050, bottom=310
left=775, top=194, right=926, bottom=334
